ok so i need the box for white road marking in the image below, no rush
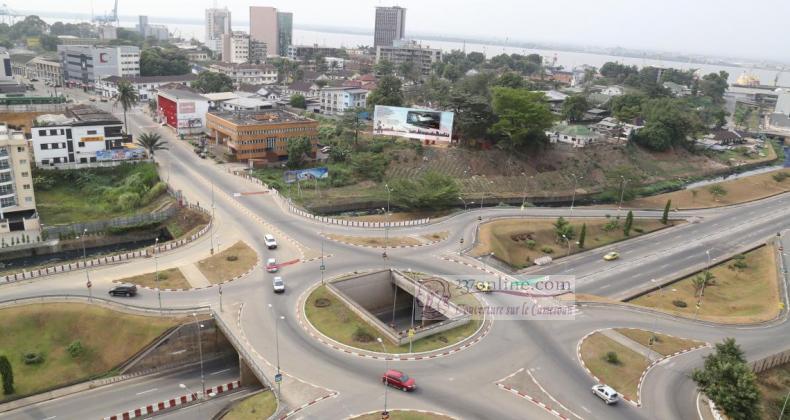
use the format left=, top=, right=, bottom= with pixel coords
left=135, top=388, right=158, bottom=395
left=42, top=417, right=57, bottom=420
left=581, top=405, right=592, bottom=413
left=209, top=368, right=231, bottom=375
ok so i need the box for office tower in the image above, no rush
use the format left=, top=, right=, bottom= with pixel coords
left=205, top=7, right=232, bottom=53
left=374, top=6, right=406, bottom=47
left=249, top=6, right=278, bottom=57
left=276, top=12, right=293, bottom=57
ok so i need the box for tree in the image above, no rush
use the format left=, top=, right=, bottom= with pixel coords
left=553, top=217, right=574, bottom=243
left=339, top=107, right=365, bottom=145
left=366, top=75, right=403, bottom=109
left=495, top=72, right=525, bottom=89
left=700, top=71, right=729, bottom=103
left=443, top=91, right=495, bottom=143
left=286, top=137, right=312, bottom=169
left=115, top=80, right=139, bottom=134
left=389, top=171, right=460, bottom=210
left=136, top=132, right=168, bottom=160
left=140, top=48, right=190, bottom=76
left=0, top=355, right=13, bottom=395
left=290, top=94, right=306, bottom=109
left=374, top=59, right=394, bottom=76
left=490, top=87, right=555, bottom=151
left=609, top=93, right=645, bottom=122
left=397, top=60, right=420, bottom=83
left=578, top=223, right=587, bottom=248
left=192, top=71, right=234, bottom=93
left=661, top=200, right=671, bottom=225
left=623, top=210, right=634, bottom=236
left=709, top=184, right=727, bottom=200
left=692, top=338, right=760, bottom=420
left=562, top=95, right=589, bottom=123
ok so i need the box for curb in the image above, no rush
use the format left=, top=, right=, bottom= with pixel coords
left=344, top=409, right=458, bottom=420
left=279, top=392, right=339, bottom=419
left=319, top=232, right=448, bottom=250
left=102, top=380, right=241, bottom=420
left=133, top=256, right=260, bottom=292
left=497, top=383, right=570, bottom=420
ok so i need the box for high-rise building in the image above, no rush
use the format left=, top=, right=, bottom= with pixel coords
left=205, top=8, right=232, bottom=53
left=376, top=39, right=441, bottom=76
left=57, top=45, right=140, bottom=87
left=0, top=124, right=37, bottom=227
left=276, top=12, right=293, bottom=57
left=374, top=6, right=406, bottom=47
left=138, top=16, right=149, bottom=35
left=222, top=31, right=251, bottom=64
left=249, top=6, right=278, bottom=57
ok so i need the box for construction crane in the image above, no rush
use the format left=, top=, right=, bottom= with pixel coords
left=93, top=0, right=119, bottom=25
left=0, top=3, right=24, bottom=25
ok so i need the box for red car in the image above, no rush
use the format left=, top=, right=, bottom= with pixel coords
left=382, top=369, right=416, bottom=391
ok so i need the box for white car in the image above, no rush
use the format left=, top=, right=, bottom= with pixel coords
left=591, top=384, right=620, bottom=404
left=266, top=257, right=278, bottom=273
left=264, top=234, right=277, bottom=249
left=272, top=276, right=285, bottom=293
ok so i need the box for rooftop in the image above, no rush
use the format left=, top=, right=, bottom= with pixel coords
left=158, top=86, right=207, bottom=101
left=201, top=92, right=238, bottom=101
left=224, top=97, right=273, bottom=109
left=34, top=105, right=121, bottom=127
left=209, top=109, right=315, bottom=126
left=103, top=74, right=197, bottom=84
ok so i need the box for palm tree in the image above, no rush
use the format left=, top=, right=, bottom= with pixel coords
left=136, top=132, right=168, bottom=161
left=115, top=80, right=139, bottom=134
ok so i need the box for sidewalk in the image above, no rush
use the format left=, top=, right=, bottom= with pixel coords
left=179, top=263, right=211, bottom=288
left=600, top=329, right=662, bottom=362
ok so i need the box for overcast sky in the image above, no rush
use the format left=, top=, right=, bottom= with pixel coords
left=18, top=0, right=790, bottom=63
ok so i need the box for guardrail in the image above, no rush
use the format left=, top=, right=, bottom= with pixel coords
left=0, top=294, right=212, bottom=315
left=751, top=347, right=790, bottom=374
left=212, top=313, right=276, bottom=392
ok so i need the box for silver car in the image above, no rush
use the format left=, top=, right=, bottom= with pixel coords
left=272, top=276, right=285, bottom=293
left=591, top=384, right=620, bottom=404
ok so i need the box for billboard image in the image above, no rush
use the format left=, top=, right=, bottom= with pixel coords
left=96, top=149, right=146, bottom=162
left=284, top=167, right=329, bottom=184
left=373, top=105, right=454, bottom=143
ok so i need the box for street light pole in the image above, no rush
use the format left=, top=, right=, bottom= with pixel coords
left=694, top=250, right=713, bottom=320
left=80, top=229, right=92, bottom=301
left=458, top=196, right=467, bottom=211
left=191, top=313, right=205, bottom=399
left=779, top=389, right=790, bottom=420
left=570, top=173, right=581, bottom=217
left=520, top=172, right=528, bottom=209
left=268, top=304, right=283, bottom=396
left=320, top=232, right=325, bottom=285
left=210, top=179, right=215, bottom=255
left=155, top=237, right=161, bottom=312
left=617, top=176, right=628, bottom=215
left=384, top=184, right=391, bottom=262
left=376, top=337, right=389, bottom=418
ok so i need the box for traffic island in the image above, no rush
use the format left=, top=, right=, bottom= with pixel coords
left=348, top=409, right=456, bottom=420
left=0, top=303, right=179, bottom=401
left=196, top=241, right=259, bottom=284
left=471, top=217, right=672, bottom=269
left=220, top=389, right=277, bottom=420
left=303, top=270, right=485, bottom=354
left=629, top=244, right=781, bottom=324
left=324, top=231, right=448, bottom=248
left=578, top=328, right=708, bottom=405
left=113, top=267, right=190, bottom=290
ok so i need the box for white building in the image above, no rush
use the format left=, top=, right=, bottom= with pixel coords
left=157, top=87, right=210, bottom=136
left=208, top=63, right=279, bottom=86
left=205, top=7, right=232, bottom=53
left=375, top=39, right=441, bottom=76
left=221, top=97, right=273, bottom=111
left=222, top=31, right=250, bottom=64
left=600, top=86, right=623, bottom=96
left=0, top=123, right=38, bottom=238
left=24, top=57, right=63, bottom=86
left=58, top=45, right=140, bottom=88
left=325, top=57, right=346, bottom=70
left=96, top=74, right=197, bottom=100
left=31, top=105, right=132, bottom=167
left=319, top=87, right=368, bottom=115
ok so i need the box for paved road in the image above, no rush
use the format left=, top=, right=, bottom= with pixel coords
left=3, top=86, right=790, bottom=420
left=0, top=359, right=240, bottom=420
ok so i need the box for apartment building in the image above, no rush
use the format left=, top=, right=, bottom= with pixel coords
left=0, top=123, right=38, bottom=236
left=319, top=87, right=368, bottom=115
left=208, top=63, right=279, bottom=86
left=24, top=57, right=63, bottom=86
left=222, top=31, right=251, bottom=64
left=96, top=73, right=197, bottom=100
left=374, top=6, right=406, bottom=47
left=58, top=45, right=140, bottom=88
left=375, top=40, right=441, bottom=76
left=205, top=8, right=232, bottom=53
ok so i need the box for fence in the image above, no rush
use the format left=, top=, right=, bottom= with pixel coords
left=1, top=203, right=211, bottom=284
left=36, top=159, right=151, bottom=172
left=43, top=205, right=178, bottom=237
left=227, top=169, right=432, bottom=228
left=751, top=348, right=790, bottom=373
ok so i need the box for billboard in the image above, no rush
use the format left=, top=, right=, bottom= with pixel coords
left=373, top=106, right=454, bottom=143
left=179, top=101, right=196, bottom=113
left=96, top=149, right=146, bottom=162
left=284, top=167, right=329, bottom=184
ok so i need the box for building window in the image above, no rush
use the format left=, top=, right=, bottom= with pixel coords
left=23, top=184, right=30, bottom=189
left=19, top=159, right=26, bottom=164
left=21, top=171, right=28, bottom=177
left=17, top=146, right=24, bottom=153
left=78, top=142, right=85, bottom=147
left=25, top=197, right=32, bottom=203
left=38, top=129, right=46, bottom=136
left=0, top=197, right=15, bottom=207
left=40, top=143, right=49, bottom=150
left=87, top=130, right=97, bottom=135
left=49, top=129, right=57, bottom=135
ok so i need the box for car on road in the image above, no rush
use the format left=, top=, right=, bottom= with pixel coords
left=264, top=234, right=278, bottom=249
left=266, top=257, right=278, bottom=273
left=89, top=97, right=96, bottom=102
left=272, top=276, right=285, bottom=293
left=382, top=369, right=416, bottom=391
left=109, top=283, right=137, bottom=297
left=603, top=252, right=620, bottom=261
left=591, top=384, right=619, bottom=404
left=474, top=281, right=492, bottom=293
left=100, top=98, right=108, bottom=102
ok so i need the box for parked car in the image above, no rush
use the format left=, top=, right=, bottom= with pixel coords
left=264, top=234, right=278, bottom=249
left=109, top=283, right=137, bottom=297
left=591, top=384, right=619, bottom=404
left=272, top=276, right=285, bottom=293
left=266, top=257, right=278, bottom=273
left=382, top=369, right=416, bottom=391
left=603, top=252, right=620, bottom=261
left=89, top=97, right=97, bottom=102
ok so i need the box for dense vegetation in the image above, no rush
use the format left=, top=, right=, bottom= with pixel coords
left=140, top=48, right=191, bottom=76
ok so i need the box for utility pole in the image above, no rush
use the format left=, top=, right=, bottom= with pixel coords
left=210, top=179, right=215, bottom=255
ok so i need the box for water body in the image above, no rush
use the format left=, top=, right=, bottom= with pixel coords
left=39, top=17, right=790, bottom=86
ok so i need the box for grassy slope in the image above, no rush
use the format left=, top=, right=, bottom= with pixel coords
left=222, top=390, right=277, bottom=420
left=757, top=363, right=790, bottom=420
left=630, top=245, right=780, bottom=323
left=472, top=218, right=669, bottom=269
left=0, top=303, right=178, bottom=399
left=580, top=332, right=649, bottom=401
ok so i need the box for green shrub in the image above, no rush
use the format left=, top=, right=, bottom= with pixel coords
left=540, top=246, right=554, bottom=254
left=115, top=192, right=141, bottom=211
left=67, top=340, right=84, bottom=358
left=141, top=181, right=167, bottom=205
left=23, top=352, right=44, bottom=365
left=772, top=172, right=790, bottom=182
left=603, top=219, right=620, bottom=232
left=732, top=259, right=748, bottom=270
left=672, top=300, right=688, bottom=308
left=525, top=239, right=537, bottom=249
left=226, top=255, right=238, bottom=262
left=604, top=351, right=620, bottom=365
left=633, top=227, right=644, bottom=233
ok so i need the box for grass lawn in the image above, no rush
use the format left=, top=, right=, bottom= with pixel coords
left=630, top=245, right=780, bottom=323
left=113, top=267, right=190, bottom=290
left=305, top=283, right=482, bottom=354
left=579, top=332, right=650, bottom=402
left=628, top=168, right=790, bottom=210
left=471, top=217, right=670, bottom=269
left=614, top=328, right=704, bottom=357
left=196, top=241, right=258, bottom=284
left=350, top=411, right=454, bottom=420
left=221, top=390, right=277, bottom=420
left=756, top=363, right=790, bottom=420
left=326, top=231, right=447, bottom=247
left=0, top=303, right=179, bottom=400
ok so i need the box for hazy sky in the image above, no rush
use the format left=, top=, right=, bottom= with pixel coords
left=17, top=0, right=790, bottom=63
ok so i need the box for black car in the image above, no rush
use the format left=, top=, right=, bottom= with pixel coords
left=109, top=284, right=137, bottom=297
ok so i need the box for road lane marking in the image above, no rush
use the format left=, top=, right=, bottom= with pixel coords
left=135, top=388, right=158, bottom=395
left=209, top=368, right=231, bottom=375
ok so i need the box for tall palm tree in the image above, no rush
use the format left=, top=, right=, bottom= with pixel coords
left=136, top=132, right=168, bottom=161
left=115, top=80, right=139, bottom=134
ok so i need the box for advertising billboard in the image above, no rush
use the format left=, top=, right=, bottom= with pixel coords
left=96, top=149, right=146, bottom=162
left=284, top=167, right=329, bottom=184
left=373, top=106, right=454, bottom=143
left=179, top=101, right=196, bottom=114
